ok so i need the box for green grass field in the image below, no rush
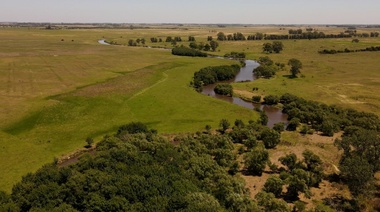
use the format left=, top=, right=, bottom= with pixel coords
left=0, top=25, right=379, bottom=192
left=0, top=28, right=258, bottom=192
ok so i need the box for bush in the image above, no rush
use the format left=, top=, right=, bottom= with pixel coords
left=117, top=122, right=149, bottom=135
left=214, top=84, right=233, bottom=96
left=260, top=128, right=281, bottom=149
left=252, top=95, right=261, bottom=103
left=286, top=118, right=300, bottom=131
left=273, top=122, right=285, bottom=133
left=263, top=95, right=280, bottom=105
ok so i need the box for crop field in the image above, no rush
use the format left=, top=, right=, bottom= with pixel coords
left=0, top=25, right=380, bottom=192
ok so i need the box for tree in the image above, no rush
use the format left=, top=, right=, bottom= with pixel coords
left=255, top=192, right=290, bottom=212
left=189, top=42, right=198, bottom=49
left=261, top=128, right=280, bottom=149
left=279, top=153, right=299, bottom=171
left=288, top=58, right=303, bottom=78
left=128, top=39, right=136, bottom=46
left=272, top=41, right=284, bottom=53
left=263, top=95, right=280, bottom=105
left=263, top=176, right=284, bottom=197
left=258, top=56, right=274, bottom=66
left=85, top=137, right=94, bottom=148
left=273, top=122, right=285, bottom=133
left=217, top=32, right=226, bottom=41
left=214, top=84, right=233, bottom=96
left=219, top=119, right=230, bottom=132
left=286, top=175, right=310, bottom=201
left=263, top=43, right=273, bottom=53
left=286, top=118, right=300, bottom=131
left=340, top=155, right=374, bottom=196
left=203, top=44, right=211, bottom=51
left=244, top=147, right=269, bottom=175
left=209, top=41, right=219, bottom=51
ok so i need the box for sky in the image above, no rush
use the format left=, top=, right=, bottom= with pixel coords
left=1, top=0, right=379, bottom=24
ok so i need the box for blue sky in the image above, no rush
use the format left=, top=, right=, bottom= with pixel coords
left=1, top=0, right=379, bottom=24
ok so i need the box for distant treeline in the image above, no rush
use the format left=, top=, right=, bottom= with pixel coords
left=216, top=31, right=379, bottom=41
left=172, top=46, right=207, bottom=57
left=192, top=65, right=240, bottom=91
left=319, top=46, right=380, bottom=54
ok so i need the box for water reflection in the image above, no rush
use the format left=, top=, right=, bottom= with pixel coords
left=201, top=60, right=288, bottom=127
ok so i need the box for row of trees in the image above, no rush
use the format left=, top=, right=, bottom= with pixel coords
left=189, top=40, right=219, bottom=51
left=192, top=64, right=240, bottom=91
left=224, top=51, right=246, bottom=59
left=319, top=46, right=380, bottom=54
left=216, top=32, right=246, bottom=41
left=171, top=46, right=207, bottom=57
left=215, top=31, right=379, bottom=41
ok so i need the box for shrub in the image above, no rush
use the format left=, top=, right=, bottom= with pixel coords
left=252, top=95, right=261, bottom=103
left=214, top=84, right=233, bottom=96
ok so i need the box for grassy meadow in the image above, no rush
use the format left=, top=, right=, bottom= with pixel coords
left=0, top=27, right=258, bottom=191
left=0, top=25, right=380, bottom=192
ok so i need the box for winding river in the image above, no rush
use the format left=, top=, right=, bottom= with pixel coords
left=201, top=60, right=288, bottom=127
left=97, top=40, right=287, bottom=127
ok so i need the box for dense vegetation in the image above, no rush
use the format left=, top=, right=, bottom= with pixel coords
left=171, top=46, right=207, bottom=57
left=224, top=52, right=246, bottom=59
left=214, top=84, right=233, bottom=96
left=319, top=46, right=380, bottom=54
left=253, top=56, right=285, bottom=78
left=192, top=64, right=240, bottom=91
left=0, top=123, right=261, bottom=211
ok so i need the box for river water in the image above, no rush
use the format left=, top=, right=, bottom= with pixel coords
left=97, top=40, right=287, bottom=127
left=201, top=60, right=288, bottom=127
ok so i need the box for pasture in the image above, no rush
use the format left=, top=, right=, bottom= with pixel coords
left=0, top=25, right=379, bottom=192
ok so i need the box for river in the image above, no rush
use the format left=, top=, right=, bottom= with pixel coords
left=201, top=60, right=288, bottom=127
left=97, top=40, right=287, bottom=127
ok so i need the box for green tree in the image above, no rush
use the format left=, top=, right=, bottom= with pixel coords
left=209, top=41, right=219, bottom=51
left=288, top=58, right=303, bottom=78
left=244, top=147, right=269, bottom=175
left=340, top=155, right=374, bottom=196
left=261, top=128, right=280, bottom=149
left=85, top=137, right=94, bottom=148
left=255, top=192, right=290, bottom=212
left=279, top=153, right=299, bottom=171
left=219, top=119, right=230, bottom=132
left=263, top=43, right=273, bottom=53
left=263, top=176, right=284, bottom=197
left=272, top=41, right=284, bottom=53
left=273, top=122, right=285, bottom=133
left=286, top=118, right=300, bottom=131
left=217, top=32, right=226, bottom=41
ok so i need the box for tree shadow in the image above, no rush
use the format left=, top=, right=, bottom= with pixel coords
left=282, top=74, right=297, bottom=79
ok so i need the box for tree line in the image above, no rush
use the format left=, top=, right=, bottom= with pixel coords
left=215, top=31, right=380, bottom=41
left=172, top=46, right=207, bottom=57
left=319, top=46, right=380, bottom=54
